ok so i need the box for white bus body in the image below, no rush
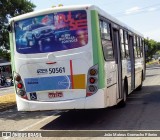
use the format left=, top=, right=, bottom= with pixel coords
left=9, top=5, right=145, bottom=111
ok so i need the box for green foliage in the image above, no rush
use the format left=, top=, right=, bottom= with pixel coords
left=0, top=0, right=36, bottom=60
left=145, top=39, right=160, bottom=58
left=0, top=49, right=10, bottom=60
left=157, top=42, right=160, bottom=52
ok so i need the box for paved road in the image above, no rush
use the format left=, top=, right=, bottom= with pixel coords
left=1, top=64, right=160, bottom=136
left=0, top=86, right=14, bottom=96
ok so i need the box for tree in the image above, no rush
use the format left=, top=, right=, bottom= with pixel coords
left=0, top=48, right=10, bottom=60
left=0, top=0, right=36, bottom=60
left=145, top=39, right=160, bottom=59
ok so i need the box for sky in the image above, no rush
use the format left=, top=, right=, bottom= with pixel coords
left=31, top=0, right=160, bottom=42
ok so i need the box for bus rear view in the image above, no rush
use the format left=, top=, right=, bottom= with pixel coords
left=10, top=5, right=145, bottom=111
left=10, top=6, right=104, bottom=111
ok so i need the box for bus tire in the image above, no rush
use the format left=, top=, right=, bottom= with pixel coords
left=117, top=79, right=128, bottom=108
left=136, top=71, right=143, bottom=90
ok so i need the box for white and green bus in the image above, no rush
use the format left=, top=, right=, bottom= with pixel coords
left=9, top=5, right=146, bottom=111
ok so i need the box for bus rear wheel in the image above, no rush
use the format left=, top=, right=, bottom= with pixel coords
left=118, top=81, right=128, bottom=108
left=136, top=71, right=143, bottom=90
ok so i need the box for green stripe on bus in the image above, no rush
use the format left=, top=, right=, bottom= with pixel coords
left=9, top=33, right=15, bottom=73
left=91, top=10, right=105, bottom=89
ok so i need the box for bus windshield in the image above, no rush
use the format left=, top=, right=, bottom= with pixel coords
left=14, top=10, right=88, bottom=54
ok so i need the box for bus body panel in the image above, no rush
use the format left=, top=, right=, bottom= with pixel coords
left=90, top=10, right=105, bottom=89
left=16, top=54, right=90, bottom=101
left=16, top=89, right=105, bottom=111
left=134, top=57, right=144, bottom=89
left=104, top=61, right=118, bottom=106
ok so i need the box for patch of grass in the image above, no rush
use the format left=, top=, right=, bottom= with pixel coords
left=146, top=60, right=159, bottom=65
left=0, top=93, right=16, bottom=111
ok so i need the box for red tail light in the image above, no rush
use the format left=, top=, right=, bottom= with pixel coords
left=89, top=77, right=96, bottom=84
left=17, top=83, right=23, bottom=89
left=22, top=95, right=28, bottom=100
left=86, top=64, right=98, bottom=97
left=86, top=92, right=93, bottom=97
left=14, top=73, right=28, bottom=100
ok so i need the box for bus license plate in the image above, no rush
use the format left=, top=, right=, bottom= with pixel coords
left=48, top=92, right=63, bottom=98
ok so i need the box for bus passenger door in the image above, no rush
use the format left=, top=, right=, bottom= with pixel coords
left=128, top=35, right=135, bottom=90
left=112, top=28, right=123, bottom=100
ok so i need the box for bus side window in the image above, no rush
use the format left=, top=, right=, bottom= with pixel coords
left=124, top=31, right=129, bottom=58
left=99, top=20, right=114, bottom=61
left=137, top=37, right=141, bottom=57
left=140, top=38, right=143, bottom=57
left=99, top=20, right=103, bottom=34
left=134, top=36, right=138, bottom=58
left=120, top=29, right=126, bottom=59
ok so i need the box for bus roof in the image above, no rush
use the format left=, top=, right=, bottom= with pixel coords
left=90, top=5, right=143, bottom=37
left=10, top=4, right=143, bottom=37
